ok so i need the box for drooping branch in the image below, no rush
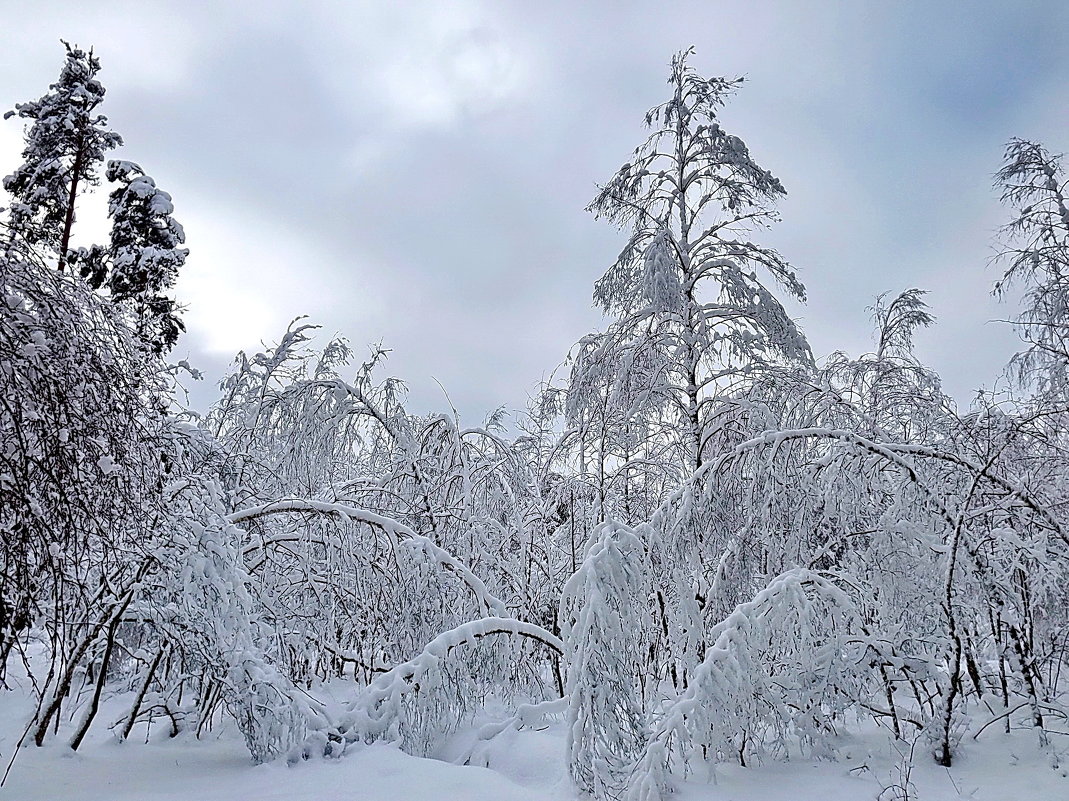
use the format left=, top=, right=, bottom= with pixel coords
left=305, top=617, right=564, bottom=757
left=229, top=499, right=507, bottom=616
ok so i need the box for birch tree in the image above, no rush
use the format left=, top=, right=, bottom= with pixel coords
left=994, top=138, right=1069, bottom=398
left=573, top=48, right=810, bottom=477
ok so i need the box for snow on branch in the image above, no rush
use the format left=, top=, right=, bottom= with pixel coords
left=298, top=617, right=564, bottom=760
left=560, top=520, right=656, bottom=797
left=229, top=499, right=507, bottom=617
left=723, top=427, right=1068, bottom=546
left=628, top=568, right=871, bottom=801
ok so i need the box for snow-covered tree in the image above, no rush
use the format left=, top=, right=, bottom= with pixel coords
left=629, top=570, right=870, bottom=801
left=79, top=160, right=188, bottom=353
left=573, top=48, right=810, bottom=477
left=0, top=234, right=170, bottom=741
left=994, top=138, right=1069, bottom=398
left=3, top=42, right=122, bottom=266
left=560, top=521, right=654, bottom=797
left=152, top=475, right=310, bottom=763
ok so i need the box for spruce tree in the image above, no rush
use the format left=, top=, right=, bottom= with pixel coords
left=89, top=160, right=188, bottom=354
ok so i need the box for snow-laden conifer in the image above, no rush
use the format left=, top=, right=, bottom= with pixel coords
left=78, top=160, right=188, bottom=353
left=3, top=42, right=121, bottom=264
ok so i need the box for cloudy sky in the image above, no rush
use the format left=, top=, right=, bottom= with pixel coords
left=2, top=1, right=1067, bottom=420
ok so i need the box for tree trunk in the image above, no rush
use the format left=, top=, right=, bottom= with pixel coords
left=58, top=134, right=86, bottom=271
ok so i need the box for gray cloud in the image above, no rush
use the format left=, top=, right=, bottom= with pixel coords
left=2, top=1, right=1067, bottom=419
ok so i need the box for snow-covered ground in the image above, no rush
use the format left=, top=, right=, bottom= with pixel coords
left=2, top=674, right=1065, bottom=801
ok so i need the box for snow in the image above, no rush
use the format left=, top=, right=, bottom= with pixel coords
left=1, top=736, right=552, bottom=801
left=1, top=675, right=1065, bottom=801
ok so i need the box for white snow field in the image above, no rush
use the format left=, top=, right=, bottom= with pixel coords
left=1, top=675, right=1065, bottom=801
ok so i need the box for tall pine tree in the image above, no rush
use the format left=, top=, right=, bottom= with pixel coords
left=3, top=42, right=122, bottom=268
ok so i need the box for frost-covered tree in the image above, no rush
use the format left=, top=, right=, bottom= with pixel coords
left=573, top=48, right=810, bottom=476
left=80, top=160, right=188, bottom=353
left=994, top=138, right=1069, bottom=397
left=560, top=522, right=654, bottom=796
left=3, top=42, right=122, bottom=266
left=150, top=476, right=310, bottom=763
left=822, top=288, right=945, bottom=441
left=201, top=324, right=565, bottom=696
left=629, top=570, right=870, bottom=801
left=0, top=235, right=170, bottom=741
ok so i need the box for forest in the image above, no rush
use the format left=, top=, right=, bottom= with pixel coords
left=1, top=43, right=1068, bottom=801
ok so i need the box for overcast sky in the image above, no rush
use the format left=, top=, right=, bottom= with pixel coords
left=2, top=1, right=1068, bottom=421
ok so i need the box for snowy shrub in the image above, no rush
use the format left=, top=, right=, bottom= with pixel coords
left=560, top=521, right=656, bottom=798
left=629, top=569, right=872, bottom=800
left=151, top=477, right=309, bottom=763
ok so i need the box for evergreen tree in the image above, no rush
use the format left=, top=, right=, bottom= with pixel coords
left=3, top=42, right=122, bottom=267
left=81, top=160, right=188, bottom=353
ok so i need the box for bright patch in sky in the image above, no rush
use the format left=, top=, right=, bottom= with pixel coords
left=176, top=201, right=369, bottom=357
